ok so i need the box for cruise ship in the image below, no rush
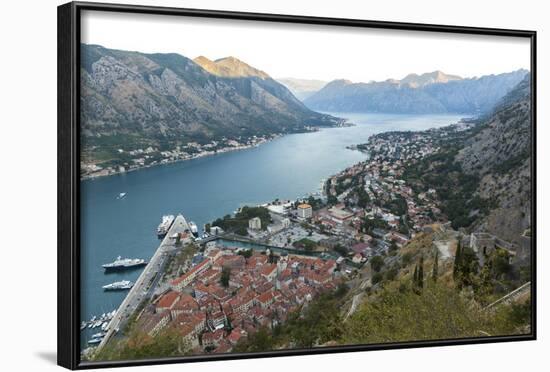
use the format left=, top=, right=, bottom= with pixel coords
left=157, top=215, right=175, bottom=238
left=102, top=280, right=134, bottom=291
left=102, top=256, right=147, bottom=271
left=188, top=221, right=199, bottom=237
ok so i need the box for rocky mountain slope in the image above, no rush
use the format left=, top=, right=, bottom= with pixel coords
left=400, top=70, right=462, bottom=88
left=80, top=44, right=339, bottom=155
left=304, top=70, right=528, bottom=114
left=277, top=78, right=328, bottom=101
left=456, top=74, right=532, bottom=244
left=193, top=56, right=270, bottom=79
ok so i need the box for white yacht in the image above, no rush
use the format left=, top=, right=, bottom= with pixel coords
left=102, top=280, right=134, bottom=291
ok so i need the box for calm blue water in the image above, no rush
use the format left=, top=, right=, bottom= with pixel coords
left=79, top=112, right=463, bottom=345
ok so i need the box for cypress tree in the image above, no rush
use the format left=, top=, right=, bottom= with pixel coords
left=432, top=250, right=439, bottom=282
left=413, top=265, right=418, bottom=286
left=418, top=255, right=424, bottom=289
left=453, top=239, right=462, bottom=279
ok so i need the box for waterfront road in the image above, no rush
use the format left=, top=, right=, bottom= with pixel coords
left=96, top=214, right=191, bottom=353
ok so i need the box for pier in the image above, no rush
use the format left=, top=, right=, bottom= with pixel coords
left=95, top=214, right=192, bottom=353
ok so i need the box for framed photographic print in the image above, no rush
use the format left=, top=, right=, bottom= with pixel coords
left=58, top=1, right=536, bottom=369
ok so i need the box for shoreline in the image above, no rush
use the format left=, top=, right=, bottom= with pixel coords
left=80, top=122, right=353, bottom=182
left=80, top=138, right=275, bottom=181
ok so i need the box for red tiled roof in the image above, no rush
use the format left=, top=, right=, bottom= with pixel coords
left=213, top=339, right=232, bottom=354
left=157, top=291, right=180, bottom=309
left=172, top=293, right=198, bottom=312
left=257, top=290, right=274, bottom=304
left=171, top=259, right=210, bottom=286
left=260, top=264, right=277, bottom=276
left=202, top=328, right=224, bottom=343
left=227, top=328, right=246, bottom=344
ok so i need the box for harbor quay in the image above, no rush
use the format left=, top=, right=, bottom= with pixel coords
left=96, top=215, right=192, bottom=352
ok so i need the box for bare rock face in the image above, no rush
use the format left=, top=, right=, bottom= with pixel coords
left=475, top=159, right=531, bottom=244
left=80, top=44, right=338, bottom=155
left=194, top=56, right=270, bottom=79
left=457, top=75, right=532, bottom=244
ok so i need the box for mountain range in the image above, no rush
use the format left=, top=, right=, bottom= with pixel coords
left=277, top=78, right=328, bottom=101
left=304, top=70, right=528, bottom=114
left=80, top=44, right=339, bottom=154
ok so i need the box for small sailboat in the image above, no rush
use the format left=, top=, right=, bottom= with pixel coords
left=117, top=192, right=127, bottom=199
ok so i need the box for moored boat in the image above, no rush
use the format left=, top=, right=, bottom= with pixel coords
left=189, top=221, right=199, bottom=237
left=102, top=256, right=147, bottom=271
left=102, top=280, right=134, bottom=291
left=87, top=337, right=102, bottom=345
left=157, top=215, right=175, bottom=238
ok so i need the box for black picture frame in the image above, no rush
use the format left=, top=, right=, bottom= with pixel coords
left=58, top=1, right=537, bottom=370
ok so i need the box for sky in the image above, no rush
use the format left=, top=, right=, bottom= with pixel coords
left=81, top=10, right=531, bottom=83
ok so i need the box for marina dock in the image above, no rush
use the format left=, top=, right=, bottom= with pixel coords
left=95, top=214, right=191, bottom=353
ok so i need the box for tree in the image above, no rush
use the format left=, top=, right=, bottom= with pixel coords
left=450, top=236, right=480, bottom=289
left=453, top=239, right=463, bottom=280
left=357, top=186, right=370, bottom=208
left=461, top=247, right=479, bottom=287
left=432, top=250, right=439, bottom=282
left=492, top=250, right=512, bottom=278
left=237, top=249, right=253, bottom=259
left=398, top=216, right=410, bottom=236
left=268, top=250, right=275, bottom=264
left=370, top=255, right=385, bottom=273
left=372, top=272, right=383, bottom=285
left=385, top=267, right=398, bottom=281
left=293, top=238, right=316, bottom=252
left=402, top=252, right=413, bottom=267
left=233, top=328, right=275, bottom=353
left=334, top=244, right=348, bottom=257
left=418, top=254, right=424, bottom=289
left=220, top=267, right=231, bottom=288
left=211, top=206, right=272, bottom=236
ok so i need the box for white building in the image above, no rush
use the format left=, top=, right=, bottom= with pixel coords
left=267, top=223, right=284, bottom=234
left=281, top=218, right=291, bottom=228
left=297, top=203, right=313, bottom=219
left=248, top=217, right=262, bottom=230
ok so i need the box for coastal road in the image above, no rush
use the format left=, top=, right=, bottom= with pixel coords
left=96, top=215, right=191, bottom=353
